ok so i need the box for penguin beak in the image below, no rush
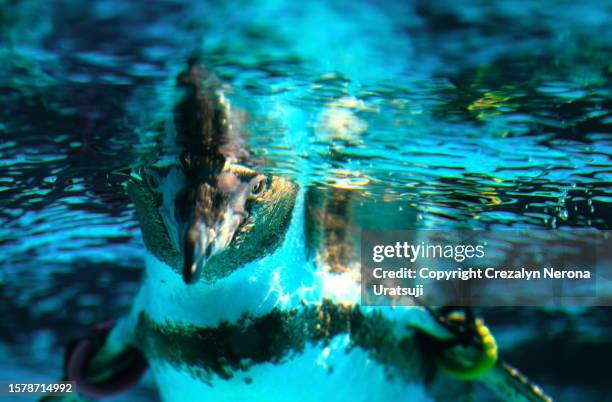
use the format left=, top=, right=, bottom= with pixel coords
left=182, top=223, right=213, bottom=284
left=181, top=209, right=248, bottom=284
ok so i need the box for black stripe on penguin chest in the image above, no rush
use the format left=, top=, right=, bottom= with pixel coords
left=135, top=299, right=428, bottom=385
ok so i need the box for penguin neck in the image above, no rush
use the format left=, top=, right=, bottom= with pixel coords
left=137, top=189, right=317, bottom=327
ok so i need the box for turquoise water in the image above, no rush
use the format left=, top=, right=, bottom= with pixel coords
left=1, top=0, right=611, bottom=400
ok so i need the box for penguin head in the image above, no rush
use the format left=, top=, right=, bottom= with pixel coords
left=173, top=160, right=298, bottom=284
left=127, top=162, right=297, bottom=284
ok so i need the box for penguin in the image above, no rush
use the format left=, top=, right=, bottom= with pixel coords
left=47, top=61, right=552, bottom=402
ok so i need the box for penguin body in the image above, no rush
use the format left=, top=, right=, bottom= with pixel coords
left=121, top=184, right=461, bottom=401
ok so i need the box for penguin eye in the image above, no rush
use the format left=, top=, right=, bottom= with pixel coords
left=250, top=176, right=266, bottom=196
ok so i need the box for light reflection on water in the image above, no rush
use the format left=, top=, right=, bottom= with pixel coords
left=0, top=0, right=611, bottom=400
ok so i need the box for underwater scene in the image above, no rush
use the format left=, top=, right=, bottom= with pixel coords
left=1, top=0, right=611, bottom=401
